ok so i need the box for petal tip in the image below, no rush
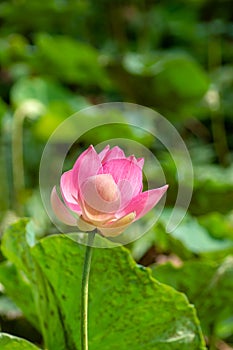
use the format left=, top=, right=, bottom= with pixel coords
left=51, top=186, right=77, bottom=226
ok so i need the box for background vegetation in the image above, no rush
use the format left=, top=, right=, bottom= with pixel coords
left=0, top=1, right=233, bottom=349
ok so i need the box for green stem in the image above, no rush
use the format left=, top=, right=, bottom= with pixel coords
left=12, top=109, right=25, bottom=215
left=81, top=232, right=96, bottom=350
left=11, top=101, right=45, bottom=214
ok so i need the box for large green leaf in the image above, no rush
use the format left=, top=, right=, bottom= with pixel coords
left=0, top=333, right=41, bottom=349
left=152, top=258, right=233, bottom=337
left=0, top=219, right=206, bottom=350
left=0, top=262, right=39, bottom=330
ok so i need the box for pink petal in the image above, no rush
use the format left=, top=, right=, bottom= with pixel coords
left=127, top=156, right=144, bottom=169
left=120, top=185, right=168, bottom=220
left=51, top=187, right=78, bottom=226
left=80, top=174, right=120, bottom=214
left=117, top=178, right=138, bottom=211
left=127, top=155, right=137, bottom=163
left=98, top=145, right=110, bottom=161
left=101, top=146, right=125, bottom=163
left=72, top=145, right=103, bottom=192
left=102, top=158, right=143, bottom=208
left=79, top=174, right=121, bottom=224
left=99, top=212, right=136, bottom=237
left=77, top=216, right=95, bottom=232
left=81, top=201, right=115, bottom=224
left=137, top=158, right=144, bottom=169
left=60, top=170, right=82, bottom=213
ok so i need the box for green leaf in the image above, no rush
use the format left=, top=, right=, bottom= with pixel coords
left=191, top=164, right=233, bottom=215
left=198, top=212, right=233, bottom=241
left=0, top=295, right=21, bottom=317
left=160, top=209, right=233, bottom=254
left=152, top=257, right=233, bottom=337
left=154, top=54, right=209, bottom=99
left=10, top=76, right=90, bottom=140
left=1, top=219, right=35, bottom=274
left=0, top=218, right=40, bottom=330
left=0, top=262, right=39, bottom=330
left=11, top=77, right=75, bottom=108
left=123, top=52, right=209, bottom=99
left=0, top=333, right=41, bottom=349
left=0, top=219, right=206, bottom=350
left=34, top=34, right=110, bottom=88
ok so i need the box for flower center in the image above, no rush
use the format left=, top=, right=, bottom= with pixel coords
left=94, top=174, right=119, bottom=202
left=80, top=174, right=120, bottom=216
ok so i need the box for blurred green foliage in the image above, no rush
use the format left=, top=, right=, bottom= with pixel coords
left=0, top=0, right=233, bottom=349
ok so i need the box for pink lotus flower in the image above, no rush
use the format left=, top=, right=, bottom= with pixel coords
left=51, top=145, right=168, bottom=237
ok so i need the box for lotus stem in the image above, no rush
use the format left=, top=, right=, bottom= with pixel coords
left=81, top=232, right=96, bottom=350
left=12, top=108, right=25, bottom=214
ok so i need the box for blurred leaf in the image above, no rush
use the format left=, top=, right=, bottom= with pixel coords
left=0, top=0, right=89, bottom=40
left=194, top=164, right=233, bottom=190
left=160, top=209, right=233, bottom=254
left=154, top=53, right=209, bottom=99
left=210, top=58, right=233, bottom=114
left=0, top=35, right=29, bottom=65
left=191, top=164, right=233, bottom=214
left=10, top=77, right=74, bottom=108
left=0, top=98, right=8, bottom=124
left=123, top=52, right=209, bottom=99
left=0, top=219, right=206, bottom=350
left=130, top=219, right=193, bottom=262
left=0, top=262, right=39, bottom=330
left=0, top=333, right=40, bottom=349
left=78, top=123, right=154, bottom=149
left=0, top=295, right=21, bottom=317
left=10, top=76, right=90, bottom=140
left=34, top=34, right=111, bottom=88
left=131, top=209, right=233, bottom=265
left=216, top=316, right=233, bottom=340
left=32, top=98, right=89, bottom=141
left=198, top=211, right=233, bottom=241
